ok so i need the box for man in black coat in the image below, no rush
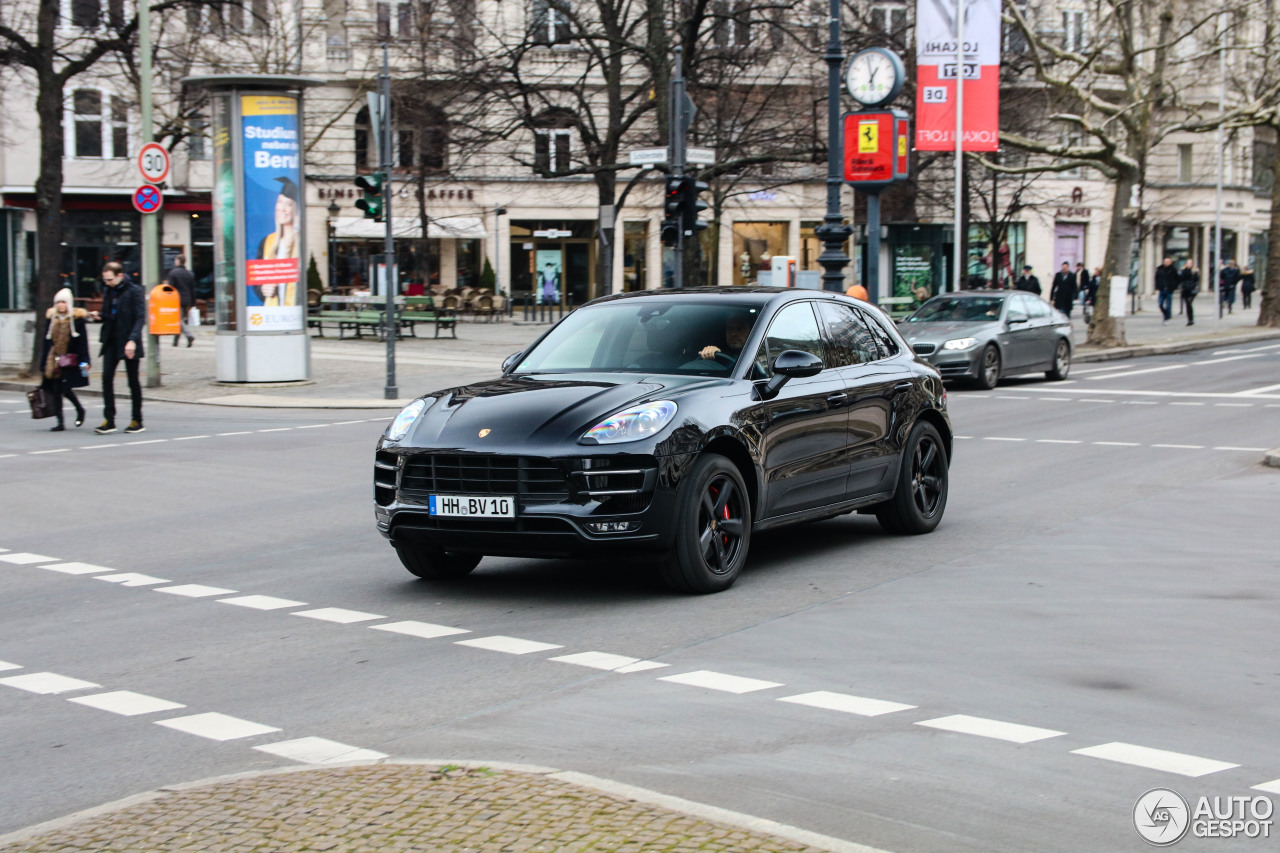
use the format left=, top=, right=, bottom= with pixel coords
left=95, top=262, right=146, bottom=434
left=168, top=254, right=196, bottom=347
left=1050, top=262, right=1078, bottom=316
left=1154, top=256, right=1179, bottom=323
left=1015, top=265, right=1041, bottom=295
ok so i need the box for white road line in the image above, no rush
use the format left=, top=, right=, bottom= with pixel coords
left=95, top=572, right=169, bottom=586
left=1236, top=382, right=1280, bottom=396
left=0, top=553, right=58, bottom=565
left=1027, top=388, right=1280, bottom=400
left=1094, top=441, right=1140, bottom=447
left=915, top=714, right=1066, bottom=744
left=0, top=672, right=100, bottom=694
left=614, top=661, right=670, bottom=673
left=254, top=737, right=387, bottom=765
left=0, top=454, right=14, bottom=459
left=40, top=562, right=114, bottom=575
left=1212, top=343, right=1280, bottom=355
left=257, top=428, right=292, bottom=433
left=658, top=670, right=784, bottom=695
left=1071, top=364, right=1144, bottom=375
left=330, top=420, right=368, bottom=425
left=1191, top=353, right=1266, bottom=366
left=1077, top=399, right=1115, bottom=404
left=154, top=584, right=238, bottom=598
left=1126, top=401, right=1158, bottom=405
left=296, top=424, right=330, bottom=429
left=1151, top=444, right=1204, bottom=450
left=954, top=435, right=973, bottom=439
left=455, top=635, right=564, bottom=655
left=983, top=437, right=1025, bottom=442
left=69, top=690, right=185, bottom=716
left=79, top=443, right=118, bottom=449
left=0, top=660, right=22, bottom=672
left=370, top=620, right=470, bottom=640
left=216, top=431, right=252, bottom=436
left=1253, top=779, right=1280, bottom=795
left=994, top=395, right=1029, bottom=400
left=156, top=712, right=280, bottom=741
left=1213, top=446, right=1268, bottom=452
left=1213, top=402, right=1253, bottom=407
left=1169, top=402, right=1204, bottom=407
left=217, top=594, right=308, bottom=611
left=1072, top=742, right=1238, bottom=777
left=173, top=435, right=210, bottom=441
left=1036, top=397, right=1072, bottom=402
left=778, top=691, right=916, bottom=717
left=29, top=448, right=70, bottom=455
left=1086, top=364, right=1187, bottom=380
left=550, top=651, right=642, bottom=671
left=126, top=439, right=167, bottom=446
left=292, top=607, right=385, bottom=624
left=1035, top=439, right=1082, bottom=444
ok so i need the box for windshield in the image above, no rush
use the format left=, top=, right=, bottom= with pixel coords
left=513, top=300, right=763, bottom=375
left=905, top=296, right=1005, bottom=323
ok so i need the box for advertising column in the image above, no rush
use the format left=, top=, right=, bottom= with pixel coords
left=241, top=95, right=304, bottom=333
left=914, top=0, right=1001, bottom=152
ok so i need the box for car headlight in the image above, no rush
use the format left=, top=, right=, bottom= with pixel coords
left=385, top=398, right=429, bottom=441
left=942, top=337, right=979, bottom=350
left=581, top=400, right=678, bottom=444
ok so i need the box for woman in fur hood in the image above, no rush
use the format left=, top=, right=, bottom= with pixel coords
left=40, top=287, right=91, bottom=431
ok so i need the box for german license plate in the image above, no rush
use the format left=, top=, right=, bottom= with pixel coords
left=428, top=495, right=515, bottom=518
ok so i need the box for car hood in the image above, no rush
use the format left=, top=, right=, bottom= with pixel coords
left=898, top=320, right=1000, bottom=343
left=402, top=373, right=728, bottom=450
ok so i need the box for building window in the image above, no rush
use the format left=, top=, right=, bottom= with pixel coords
left=71, top=90, right=126, bottom=159
left=1251, top=140, right=1274, bottom=193
left=1062, top=10, right=1086, bottom=52
left=1060, top=133, right=1083, bottom=178
left=870, top=4, right=908, bottom=35
left=530, top=0, right=572, bottom=45
left=714, top=0, right=751, bottom=48
left=74, top=90, right=104, bottom=158
left=376, top=2, right=412, bottom=37
left=732, top=221, right=789, bottom=286
left=188, top=115, right=209, bottom=160
left=1178, top=144, right=1193, bottom=183
left=534, top=130, right=571, bottom=175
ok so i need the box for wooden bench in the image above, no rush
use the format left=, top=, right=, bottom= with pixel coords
left=309, top=295, right=457, bottom=339
left=402, top=296, right=458, bottom=339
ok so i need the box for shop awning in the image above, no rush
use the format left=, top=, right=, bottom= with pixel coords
left=332, top=216, right=486, bottom=240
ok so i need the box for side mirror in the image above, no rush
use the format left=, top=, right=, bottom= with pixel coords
left=1006, top=311, right=1029, bottom=325
left=758, top=349, right=824, bottom=400
left=501, top=351, right=523, bottom=373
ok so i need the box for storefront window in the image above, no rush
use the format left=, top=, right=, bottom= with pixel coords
left=456, top=239, right=480, bottom=289
left=732, top=221, right=789, bottom=286
left=893, top=244, right=935, bottom=305
left=965, top=223, right=1026, bottom=288
left=1162, top=226, right=1196, bottom=266
left=622, top=221, right=647, bottom=291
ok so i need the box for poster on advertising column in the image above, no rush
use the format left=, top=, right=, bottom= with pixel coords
left=241, top=94, right=303, bottom=331
left=914, top=0, right=1001, bottom=152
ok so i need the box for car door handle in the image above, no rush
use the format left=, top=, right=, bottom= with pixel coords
left=893, top=382, right=913, bottom=394
left=827, top=392, right=848, bottom=406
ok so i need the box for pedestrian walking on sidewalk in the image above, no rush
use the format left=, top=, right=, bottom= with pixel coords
left=1219, top=259, right=1240, bottom=315
left=1241, top=266, right=1256, bottom=309
left=1154, top=257, right=1179, bottom=323
left=168, top=254, right=196, bottom=347
left=40, top=287, right=90, bottom=432
left=93, top=262, right=145, bottom=434
left=1050, top=263, right=1078, bottom=317
left=1179, top=259, right=1200, bottom=326
left=1015, top=265, right=1041, bottom=295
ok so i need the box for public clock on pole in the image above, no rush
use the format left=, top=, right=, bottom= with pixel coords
left=846, top=47, right=906, bottom=108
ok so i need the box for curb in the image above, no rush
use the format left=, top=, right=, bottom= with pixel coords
left=1265, top=448, right=1280, bottom=468
left=0, top=759, right=893, bottom=853
left=1073, top=328, right=1280, bottom=363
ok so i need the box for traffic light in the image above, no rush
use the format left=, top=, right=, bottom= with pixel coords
left=661, top=176, right=682, bottom=247
left=355, top=171, right=386, bottom=221
left=681, top=177, right=709, bottom=237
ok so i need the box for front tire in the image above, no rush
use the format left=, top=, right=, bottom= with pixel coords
left=876, top=421, right=949, bottom=535
left=975, top=345, right=1001, bottom=390
left=395, top=541, right=482, bottom=580
left=662, top=454, right=751, bottom=594
left=1046, top=340, right=1071, bottom=380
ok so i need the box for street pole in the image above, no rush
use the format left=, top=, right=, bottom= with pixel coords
left=815, top=0, right=852, bottom=292
left=867, top=191, right=881, bottom=303
left=380, top=44, right=397, bottom=400
left=670, top=46, right=685, bottom=290
left=1215, top=11, right=1225, bottom=323
left=140, top=0, right=161, bottom=387
left=952, top=0, right=965, bottom=293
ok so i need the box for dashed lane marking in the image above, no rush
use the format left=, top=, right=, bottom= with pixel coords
left=455, top=635, right=564, bottom=655
left=79, top=443, right=118, bottom=449
left=215, top=431, right=253, bottom=436
left=1191, top=353, right=1267, bottom=366
left=1035, top=439, right=1081, bottom=444
left=1151, top=444, right=1204, bottom=450
left=614, top=661, right=670, bottom=673
left=778, top=691, right=916, bottom=717
left=1254, top=780, right=1280, bottom=795
left=254, top=737, right=388, bottom=765
left=1093, top=441, right=1140, bottom=446
left=173, top=435, right=210, bottom=441
left=1077, top=398, right=1115, bottom=403
left=29, top=448, right=70, bottom=454
left=126, top=439, right=167, bottom=446
left=1072, top=742, right=1239, bottom=777
left=550, top=651, right=644, bottom=671
left=40, top=562, right=114, bottom=575
left=69, top=691, right=186, bottom=716
left=1085, top=364, right=1187, bottom=380
left=0, top=553, right=58, bottom=565
left=1214, top=402, right=1253, bottom=407
left=916, top=714, right=1066, bottom=744
left=0, top=672, right=100, bottom=694
left=658, top=670, right=784, bottom=695
left=292, top=607, right=384, bottom=624
left=218, top=594, right=308, bottom=611
left=296, top=424, right=331, bottom=429
left=1214, top=446, right=1268, bottom=452
left=256, top=428, right=292, bottom=433
left=154, top=584, right=238, bottom=598
left=95, top=572, right=169, bottom=586
left=0, top=660, right=22, bottom=672
left=155, top=712, right=280, bottom=741
left=369, top=620, right=470, bottom=640
left=982, top=437, right=1025, bottom=442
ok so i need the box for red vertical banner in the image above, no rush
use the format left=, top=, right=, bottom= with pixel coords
left=894, top=117, right=910, bottom=177
left=915, top=0, right=1000, bottom=152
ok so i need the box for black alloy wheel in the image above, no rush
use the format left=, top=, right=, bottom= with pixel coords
left=663, top=454, right=752, bottom=594
left=1046, top=340, right=1071, bottom=380
left=395, top=541, right=483, bottom=580
left=875, top=421, right=949, bottom=535
left=976, top=345, right=1001, bottom=390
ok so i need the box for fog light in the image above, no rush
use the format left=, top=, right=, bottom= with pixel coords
left=586, top=521, right=640, bottom=534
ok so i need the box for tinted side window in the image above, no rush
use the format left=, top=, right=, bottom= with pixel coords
left=752, top=302, right=826, bottom=378
left=1008, top=294, right=1031, bottom=318
left=1026, top=296, right=1052, bottom=319
left=817, top=301, right=881, bottom=366
left=859, top=306, right=901, bottom=357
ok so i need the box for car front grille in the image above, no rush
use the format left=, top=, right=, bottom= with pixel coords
left=401, top=455, right=571, bottom=505
left=936, top=361, right=972, bottom=378
left=912, top=343, right=937, bottom=355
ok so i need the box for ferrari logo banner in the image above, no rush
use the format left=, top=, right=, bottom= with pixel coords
left=915, top=0, right=1000, bottom=151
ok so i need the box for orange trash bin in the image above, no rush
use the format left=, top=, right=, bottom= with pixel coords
left=148, top=284, right=183, bottom=335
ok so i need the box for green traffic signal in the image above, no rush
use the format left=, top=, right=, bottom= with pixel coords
left=681, top=177, right=709, bottom=235
left=355, top=172, right=386, bottom=221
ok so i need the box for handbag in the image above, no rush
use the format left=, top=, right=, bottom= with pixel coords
left=57, top=352, right=78, bottom=368
left=27, top=387, right=54, bottom=419
left=188, top=306, right=201, bottom=328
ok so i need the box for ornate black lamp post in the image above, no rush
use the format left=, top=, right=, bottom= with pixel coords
left=815, top=0, right=852, bottom=292
left=327, top=199, right=340, bottom=290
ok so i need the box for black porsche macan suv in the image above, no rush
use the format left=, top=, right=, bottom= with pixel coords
left=375, top=287, right=952, bottom=593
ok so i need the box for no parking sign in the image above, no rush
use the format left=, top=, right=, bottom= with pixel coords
left=133, top=184, right=163, bottom=214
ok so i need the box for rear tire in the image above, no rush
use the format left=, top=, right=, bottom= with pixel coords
left=975, top=345, right=1001, bottom=390
left=1046, top=340, right=1071, bottom=380
left=395, top=542, right=482, bottom=580
left=876, top=421, right=949, bottom=535
left=661, top=454, right=751, bottom=594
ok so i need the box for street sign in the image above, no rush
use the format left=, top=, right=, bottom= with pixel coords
left=533, top=229, right=572, bottom=238
left=133, top=184, right=163, bottom=214
left=137, top=142, right=170, bottom=184
left=687, top=147, right=716, bottom=165
left=842, top=110, right=910, bottom=186
left=628, top=147, right=669, bottom=166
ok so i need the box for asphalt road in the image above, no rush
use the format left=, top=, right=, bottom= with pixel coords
left=2, top=342, right=1279, bottom=852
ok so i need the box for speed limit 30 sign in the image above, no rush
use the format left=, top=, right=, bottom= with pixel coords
left=137, top=142, right=171, bottom=184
